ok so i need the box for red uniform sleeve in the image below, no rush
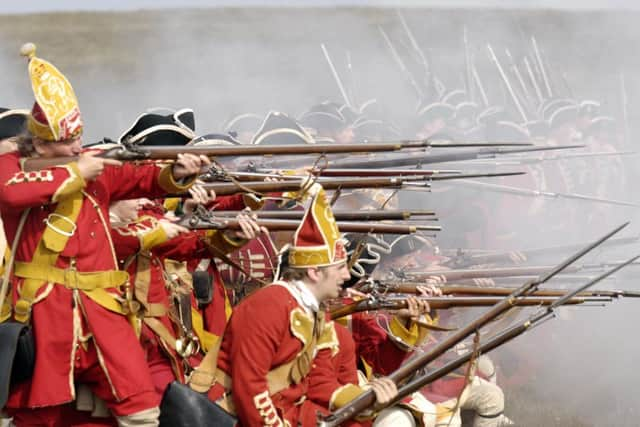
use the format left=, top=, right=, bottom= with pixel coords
left=101, top=160, right=193, bottom=202
left=229, top=288, right=291, bottom=426
left=307, top=324, right=361, bottom=410
left=0, top=153, right=86, bottom=210
left=351, top=313, right=409, bottom=375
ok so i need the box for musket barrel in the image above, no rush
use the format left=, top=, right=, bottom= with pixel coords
left=400, top=265, right=581, bottom=281
left=196, top=176, right=407, bottom=196
left=182, top=217, right=439, bottom=234
left=318, top=223, right=628, bottom=426
left=210, top=209, right=436, bottom=221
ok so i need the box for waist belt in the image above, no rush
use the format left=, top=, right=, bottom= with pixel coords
left=13, top=262, right=130, bottom=321
left=14, top=262, right=129, bottom=290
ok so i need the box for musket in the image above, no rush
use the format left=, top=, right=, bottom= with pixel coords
left=374, top=255, right=640, bottom=417
left=378, top=25, right=424, bottom=101
left=397, top=10, right=433, bottom=98
left=531, top=36, right=552, bottom=98
left=356, top=278, right=603, bottom=294
left=487, top=44, right=528, bottom=122
left=232, top=168, right=462, bottom=180
left=620, top=71, right=631, bottom=146
left=320, top=43, right=353, bottom=108
left=436, top=285, right=640, bottom=299
left=395, top=265, right=581, bottom=282
left=317, top=222, right=629, bottom=426
left=208, top=209, right=436, bottom=221
left=201, top=168, right=463, bottom=182
left=188, top=173, right=525, bottom=198
left=442, top=235, right=639, bottom=267
left=325, top=144, right=582, bottom=169
left=471, top=58, right=489, bottom=107
left=329, top=295, right=611, bottom=319
left=23, top=139, right=456, bottom=172
left=306, top=168, right=462, bottom=178
left=463, top=26, right=475, bottom=102
left=454, top=150, right=637, bottom=168
left=178, top=214, right=440, bottom=235
left=453, top=179, right=640, bottom=208
left=452, top=275, right=600, bottom=285
left=523, top=55, right=544, bottom=104
left=192, top=176, right=427, bottom=196
left=505, top=48, right=532, bottom=104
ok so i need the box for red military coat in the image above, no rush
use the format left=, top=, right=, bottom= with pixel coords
left=306, top=311, right=422, bottom=424
left=0, top=152, right=191, bottom=409
left=209, top=281, right=337, bottom=427
left=111, top=209, right=247, bottom=379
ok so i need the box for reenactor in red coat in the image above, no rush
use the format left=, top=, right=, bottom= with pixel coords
left=197, top=185, right=397, bottom=426
left=0, top=43, right=209, bottom=427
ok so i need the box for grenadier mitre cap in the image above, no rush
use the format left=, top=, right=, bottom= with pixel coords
left=20, top=43, right=83, bottom=142
left=288, top=184, right=347, bottom=269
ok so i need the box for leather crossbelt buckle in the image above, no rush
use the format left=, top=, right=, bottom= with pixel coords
left=43, top=213, right=77, bottom=237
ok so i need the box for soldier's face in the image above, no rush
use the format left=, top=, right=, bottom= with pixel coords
left=417, top=118, right=446, bottom=139
left=333, top=127, right=355, bottom=144
left=309, top=262, right=351, bottom=301
left=34, top=136, right=83, bottom=158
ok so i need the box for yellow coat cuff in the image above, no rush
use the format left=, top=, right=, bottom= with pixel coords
left=242, top=193, right=265, bottom=210
left=139, top=224, right=169, bottom=251
left=51, top=162, right=86, bottom=203
left=157, top=165, right=196, bottom=194
left=329, top=384, right=366, bottom=411
left=163, top=197, right=181, bottom=212
left=389, top=316, right=420, bottom=349
left=205, top=230, right=247, bottom=255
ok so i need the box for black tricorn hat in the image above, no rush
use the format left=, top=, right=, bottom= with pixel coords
left=441, top=89, right=467, bottom=106
left=223, top=113, right=263, bottom=134
left=416, top=102, right=456, bottom=123
left=584, top=115, right=616, bottom=138
left=578, top=100, right=601, bottom=118
left=119, top=108, right=196, bottom=146
left=352, top=118, right=401, bottom=141
left=539, top=98, right=576, bottom=122
left=298, top=102, right=348, bottom=134
left=342, top=233, right=392, bottom=288
left=252, top=111, right=315, bottom=145
left=0, top=108, right=29, bottom=139
left=547, top=104, right=579, bottom=130
left=386, top=234, right=433, bottom=258
left=189, top=133, right=241, bottom=146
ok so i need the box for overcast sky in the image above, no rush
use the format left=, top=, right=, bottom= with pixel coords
left=3, top=0, right=640, bottom=14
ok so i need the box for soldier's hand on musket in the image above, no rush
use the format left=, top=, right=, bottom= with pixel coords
left=369, top=377, right=398, bottom=406
left=416, top=284, right=443, bottom=297
left=183, top=181, right=217, bottom=215
left=172, top=153, right=211, bottom=179
left=424, top=274, right=447, bottom=285
left=227, top=211, right=267, bottom=240
left=472, top=278, right=495, bottom=287
left=395, top=296, right=430, bottom=326
left=264, top=174, right=284, bottom=183
left=509, top=251, right=527, bottom=264
left=159, top=219, right=189, bottom=239
left=77, top=151, right=123, bottom=181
